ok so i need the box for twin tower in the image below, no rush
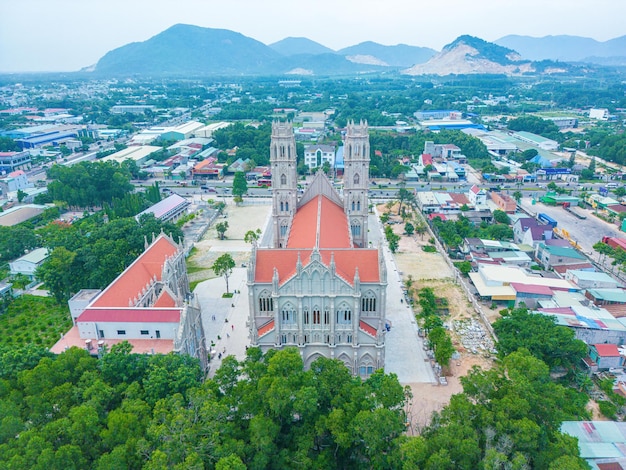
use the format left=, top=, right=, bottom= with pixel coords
left=270, top=120, right=370, bottom=248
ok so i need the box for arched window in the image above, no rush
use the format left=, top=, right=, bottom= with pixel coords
left=280, top=222, right=288, bottom=237
left=361, top=292, right=377, bottom=313
left=337, top=306, right=352, bottom=324
left=303, top=307, right=310, bottom=325
left=259, top=291, right=273, bottom=313
left=313, top=308, right=321, bottom=324
left=351, top=223, right=361, bottom=237
left=281, top=173, right=287, bottom=186
left=285, top=202, right=289, bottom=212
left=280, top=201, right=284, bottom=211
left=357, top=200, right=361, bottom=211
left=351, top=201, right=355, bottom=211
left=324, top=308, right=330, bottom=324
left=281, top=304, right=296, bottom=325
left=354, top=173, right=360, bottom=185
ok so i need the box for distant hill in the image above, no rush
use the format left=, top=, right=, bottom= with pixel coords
left=337, top=41, right=435, bottom=67
left=269, top=37, right=335, bottom=56
left=94, top=24, right=281, bottom=75
left=495, top=34, right=626, bottom=63
left=403, top=35, right=532, bottom=76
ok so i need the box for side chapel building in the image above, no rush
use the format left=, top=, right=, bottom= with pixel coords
left=247, top=121, right=387, bottom=377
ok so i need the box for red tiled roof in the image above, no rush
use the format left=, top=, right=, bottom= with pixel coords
left=77, top=308, right=181, bottom=323
left=359, top=320, right=377, bottom=337
left=448, top=193, right=470, bottom=205
left=258, top=320, right=275, bottom=337
left=553, top=263, right=595, bottom=274
left=287, top=195, right=351, bottom=249
left=255, top=248, right=380, bottom=286
left=154, top=290, right=177, bottom=308
left=421, top=154, right=432, bottom=165
left=593, top=343, right=621, bottom=357
left=91, top=236, right=178, bottom=308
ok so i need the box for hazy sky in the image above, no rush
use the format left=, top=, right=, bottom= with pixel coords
left=1, top=0, right=624, bottom=73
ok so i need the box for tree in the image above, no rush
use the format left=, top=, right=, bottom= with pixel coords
left=232, top=171, right=248, bottom=200
left=492, top=209, right=510, bottom=224
left=17, top=189, right=27, bottom=202
left=513, top=190, right=523, bottom=204
left=493, top=306, right=587, bottom=370
left=244, top=228, right=262, bottom=246
left=215, top=221, right=228, bottom=240
left=404, top=222, right=414, bottom=236
left=214, top=201, right=226, bottom=214
left=212, top=253, right=235, bottom=294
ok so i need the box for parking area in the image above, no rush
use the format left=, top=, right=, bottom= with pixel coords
left=520, top=197, right=623, bottom=259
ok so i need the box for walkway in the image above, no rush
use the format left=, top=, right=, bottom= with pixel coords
left=369, top=211, right=437, bottom=384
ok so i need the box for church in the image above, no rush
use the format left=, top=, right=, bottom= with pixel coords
left=247, top=121, right=387, bottom=378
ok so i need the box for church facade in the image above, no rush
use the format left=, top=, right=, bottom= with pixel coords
left=247, top=121, right=387, bottom=378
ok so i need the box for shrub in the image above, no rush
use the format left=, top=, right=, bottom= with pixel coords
left=598, top=400, right=618, bottom=420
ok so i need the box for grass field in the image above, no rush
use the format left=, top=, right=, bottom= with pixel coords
left=0, top=295, right=72, bottom=348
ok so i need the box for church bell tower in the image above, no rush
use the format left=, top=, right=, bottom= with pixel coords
left=343, top=120, right=370, bottom=248
left=270, top=121, right=298, bottom=248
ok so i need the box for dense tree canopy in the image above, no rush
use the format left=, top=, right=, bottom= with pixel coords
left=0, top=346, right=408, bottom=469
left=493, top=306, right=588, bottom=370
left=46, top=161, right=134, bottom=209
left=36, top=214, right=183, bottom=302
left=399, top=349, right=589, bottom=469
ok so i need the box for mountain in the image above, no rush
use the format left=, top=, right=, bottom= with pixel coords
left=269, top=37, right=335, bottom=56
left=94, top=24, right=281, bottom=75
left=402, top=35, right=567, bottom=76
left=495, top=34, right=626, bottom=63
left=337, top=41, right=435, bottom=67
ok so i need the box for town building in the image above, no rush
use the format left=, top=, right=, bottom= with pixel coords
left=51, top=234, right=207, bottom=370
left=535, top=243, right=588, bottom=270
left=0, top=170, right=31, bottom=194
left=304, top=144, right=336, bottom=170
left=0, top=150, right=31, bottom=173
left=136, top=194, right=190, bottom=224
left=247, top=121, right=387, bottom=378
left=9, top=248, right=49, bottom=280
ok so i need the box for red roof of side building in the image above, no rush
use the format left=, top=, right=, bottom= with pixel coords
left=287, top=195, right=351, bottom=249
left=593, top=343, right=621, bottom=357
left=91, top=235, right=179, bottom=308
left=77, top=308, right=181, bottom=323
left=254, top=248, right=380, bottom=286
left=448, top=193, right=470, bottom=205
left=422, top=154, right=432, bottom=165
left=153, top=290, right=177, bottom=308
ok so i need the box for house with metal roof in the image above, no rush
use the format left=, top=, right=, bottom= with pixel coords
left=562, top=421, right=626, bottom=468
left=535, top=242, right=587, bottom=270
left=135, top=194, right=190, bottom=223
left=9, top=247, right=49, bottom=280
left=586, top=289, right=626, bottom=306
left=589, top=344, right=623, bottom=371
left=566, top=270, right=622, bottom=290
left=538, top=305, right=626, bottom=345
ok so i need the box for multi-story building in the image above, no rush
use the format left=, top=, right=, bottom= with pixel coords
left=247, top=121, right=387, bottom=378
left=304, top=144, right=336, bottom=170
left=51, top=234, right=208, bottom=371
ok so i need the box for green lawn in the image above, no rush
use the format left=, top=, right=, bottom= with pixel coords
left=0, top=295, right=72, bottom=349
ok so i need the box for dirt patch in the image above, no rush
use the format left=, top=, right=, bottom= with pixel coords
left=377, top=203, right=496, bottom=430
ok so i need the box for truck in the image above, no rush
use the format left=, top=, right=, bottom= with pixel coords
left=538, top=212, right=558, bottom=228
left=602, top=236, right=626, bottom=251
